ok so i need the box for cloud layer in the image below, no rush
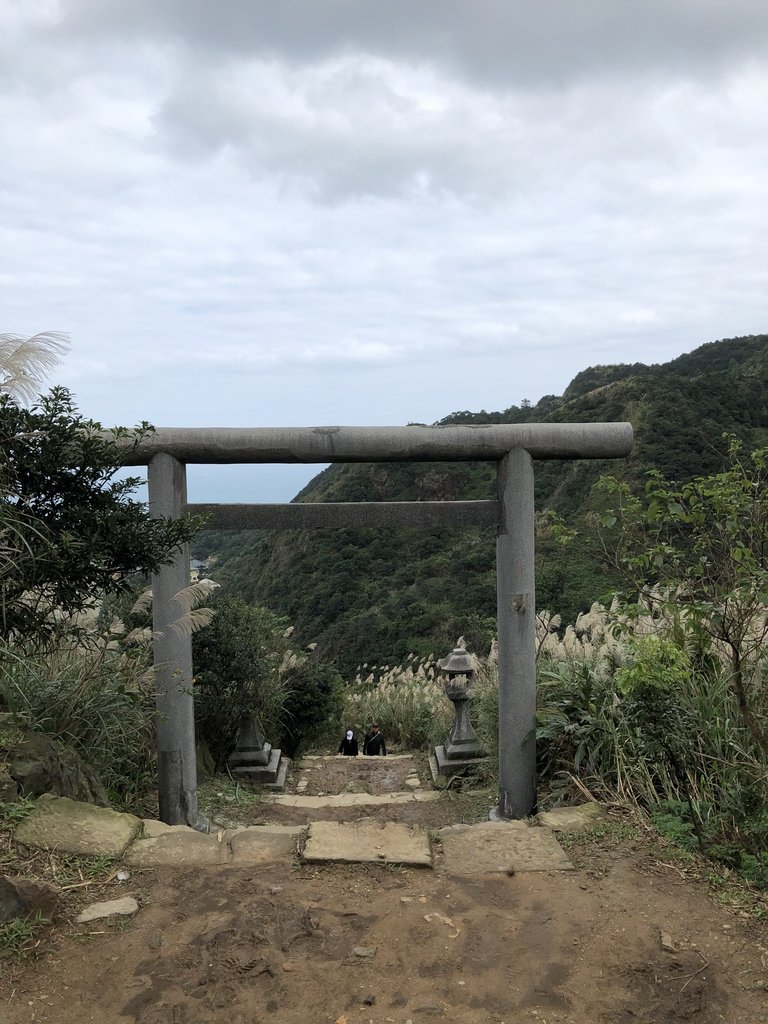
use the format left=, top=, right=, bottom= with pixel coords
left=2, top=2, right=767, bottom=496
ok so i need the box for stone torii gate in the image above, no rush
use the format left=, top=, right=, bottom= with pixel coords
left=122, top=423, right=632, bottom=827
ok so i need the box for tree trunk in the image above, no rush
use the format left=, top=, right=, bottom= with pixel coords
left=729, top=649, right=768, bottom=758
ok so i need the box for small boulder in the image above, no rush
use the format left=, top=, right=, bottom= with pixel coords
left=14, top=794, right=142, bottom=858
left=0, top=875, right=58, bottom=925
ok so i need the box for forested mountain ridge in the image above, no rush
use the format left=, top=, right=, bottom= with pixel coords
left=195, top=334, right=768, bottom=674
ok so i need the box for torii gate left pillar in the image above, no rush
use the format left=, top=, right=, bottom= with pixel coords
left=148, top=453, right=200, bottom=828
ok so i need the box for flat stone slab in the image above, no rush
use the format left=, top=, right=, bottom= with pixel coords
left=125, top=824, right=304, bottom=866
left=439, top=820, right=574, bottom=874
left=14, top=794, right=142, bottom=859
left=229, top=825, right=303, bottom=864
left=224, top=823, right=303, bottom=840
left=264, top=790, right=441, bottom=808
left=536, top=803, right=605, bottom=831
left=303, top=819, right=433, bottom=867
left=125, top=831, right=228, bottom=867
left=76, top=897, right=138, bottom=923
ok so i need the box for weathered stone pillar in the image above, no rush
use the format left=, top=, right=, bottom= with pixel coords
left=495, top=449, right=537, bottom=818
left=148, top=453, right=199, bottom=827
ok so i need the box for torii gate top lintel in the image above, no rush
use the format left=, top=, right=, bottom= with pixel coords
left=122, top=422, right=632, bottom=465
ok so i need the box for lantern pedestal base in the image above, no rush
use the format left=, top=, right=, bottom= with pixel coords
left=433, top=744, right=490, bottom=779
left=226, top=715, right=288, bottom=791
left=229, top=747, right=288, bottom=789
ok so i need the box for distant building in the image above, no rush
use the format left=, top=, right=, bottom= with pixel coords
left=189, top=558, right=210, bottom=583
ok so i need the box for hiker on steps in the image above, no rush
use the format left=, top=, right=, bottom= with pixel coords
left=363, top=722, right=387, bottom=756
left=337, top=729, right=359, bottom=756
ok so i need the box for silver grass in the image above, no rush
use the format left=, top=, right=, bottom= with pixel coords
left=167, top=606, right=216, bottom=638
left=171, top=578, right=220, bottom=614
left=0, top=332, right=70, bottom=404
left=130, top=588, right=154, bottom=618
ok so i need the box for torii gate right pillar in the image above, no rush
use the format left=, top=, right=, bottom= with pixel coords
left=496, top=448, right=537, bottom=818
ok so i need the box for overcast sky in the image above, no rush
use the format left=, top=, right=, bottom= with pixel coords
left=2, top=1, right=767, bottom=500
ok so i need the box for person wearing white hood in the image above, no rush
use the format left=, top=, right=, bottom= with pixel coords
left=337, top=729, right=359, bottom=756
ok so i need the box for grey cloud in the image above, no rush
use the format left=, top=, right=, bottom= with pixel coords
left=150, top=53, right=758, bottom=203
left=56, top=0, right=768, bottom=87
left=152, top=57, right=527, bottom=200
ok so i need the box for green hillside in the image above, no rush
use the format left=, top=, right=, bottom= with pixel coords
left=195, top=334, right=768, bottom=674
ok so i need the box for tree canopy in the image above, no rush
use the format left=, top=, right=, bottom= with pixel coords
left=597, top=436, right=768, bottom=757
left=1, top=385, right=197, bottom=645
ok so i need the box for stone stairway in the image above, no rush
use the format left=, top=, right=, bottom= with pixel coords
left=260, top=752, right=439, bottom=818
left=11, top=754, right=596, bottom=874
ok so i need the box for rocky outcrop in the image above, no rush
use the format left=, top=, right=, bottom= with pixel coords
left=9, top=732, right=110, bottom=806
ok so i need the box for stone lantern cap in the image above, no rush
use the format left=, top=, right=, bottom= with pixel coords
left=438, top=646, right=474, bottom=676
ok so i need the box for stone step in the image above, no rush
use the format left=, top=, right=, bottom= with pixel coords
left=125, top=822, right=305, bottom=866
left=262, top=789, right=442, bottom=809
left=297, top=753, right=416, bottom=763
left=13, top=795, right=583, bottom=874
left=438, top=820, right=574, bottom=875
left=302, top=819, right=433, bottom=867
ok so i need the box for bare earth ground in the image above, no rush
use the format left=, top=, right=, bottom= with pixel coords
left=5, top=759, right=768, bottom=1024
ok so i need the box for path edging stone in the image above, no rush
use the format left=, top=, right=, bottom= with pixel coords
left=14, top=794, right=142, bottom=858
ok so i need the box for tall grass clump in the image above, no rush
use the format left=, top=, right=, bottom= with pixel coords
left=0, top=581, right=217, bottom=810
left=472, top=605, right=632, bottom=788
left=0, top=635, right=157, bottom=808
left=474, top=599, right=768, bottom=884
left=338, top=655, right=453, bottom=749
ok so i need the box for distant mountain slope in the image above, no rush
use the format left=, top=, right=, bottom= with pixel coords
left=196, top=334, right=768, bottom=674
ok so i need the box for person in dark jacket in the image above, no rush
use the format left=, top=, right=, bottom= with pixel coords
left=337, top=729, right=358, bottom=756
left=363, top=722, right=386, bottom=756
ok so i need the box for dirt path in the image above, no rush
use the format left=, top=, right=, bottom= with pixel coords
left=284, top=755, right=423, bottom=797
left=4, top=759, right=768, bottom=1023
left=6, top=828, right=768, bottom=1024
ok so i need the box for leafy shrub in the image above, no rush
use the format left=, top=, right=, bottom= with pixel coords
left=650, top=801, right=699, bottom=852
left=468, top=658, right=499, bottom=770
left=279, top=659, right=345, bottom=757
left=192, top=597, right=290, bottom=766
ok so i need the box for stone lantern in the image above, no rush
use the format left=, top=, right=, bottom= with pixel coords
left=434, top=645, right=487, bottom=777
